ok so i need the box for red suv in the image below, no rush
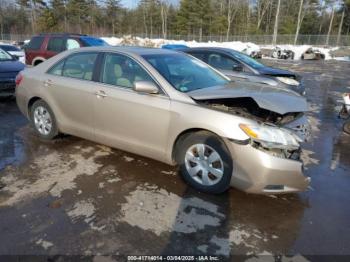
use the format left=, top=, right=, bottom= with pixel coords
left=25, top=33, right=108, bottom=66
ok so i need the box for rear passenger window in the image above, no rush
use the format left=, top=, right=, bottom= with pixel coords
left=48, top=60, right=64, bottom=76
left=47, top=37, right=65, bottom=52
left=101, top=53, right=155, bottom=89
left=62, top=53, right=98, bottom=81
left=27, top=36, right=44, bottom=50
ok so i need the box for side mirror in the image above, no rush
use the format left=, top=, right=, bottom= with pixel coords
left=133, top=81, right=159, bottom=94
left=232, top=64, right=243, bottom=72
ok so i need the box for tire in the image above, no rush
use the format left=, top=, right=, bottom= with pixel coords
left=175, top=131, right=233, bottom=194
left=344, top=121, right=350, bottom=135
left=30, top=100, right=58, bottom=140
left=33, top=60, right=43, bottom=66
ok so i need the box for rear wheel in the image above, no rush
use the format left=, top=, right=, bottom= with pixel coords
left=30, top=100, right=58, bottom=140
left=175, top=131, right=233, bottom=194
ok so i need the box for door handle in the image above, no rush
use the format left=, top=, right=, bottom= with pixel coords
left=44, top=79, right=53, bottom=87
left=95, top=90, right=107, bottom=98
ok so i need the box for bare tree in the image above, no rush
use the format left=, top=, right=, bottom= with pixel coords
left=294, top=0, right=309, bottom=45
left=160, top=0, right=168, bottom=39
left=272, top=0, right=281, bottom=45
left=326, top=3, right=335, bottom=45
left=256, top=0, right=271, bottom=31
left=337, top=2, right=346, bottom=45
left=226, top=0, right=239, bottom=41
left=29, top=0, right=37, bottom=33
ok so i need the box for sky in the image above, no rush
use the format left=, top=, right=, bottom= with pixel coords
left=120, top=0, right=179, bottom=9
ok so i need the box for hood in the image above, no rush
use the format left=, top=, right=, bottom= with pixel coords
left=0, top=60, right=25, bottom=73
left=258, top=66, right=296, bottom=78
left=188, top=82, right=308, bottom=115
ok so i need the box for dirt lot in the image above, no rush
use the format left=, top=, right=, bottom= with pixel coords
left=0, top=60, right=350, bottom=261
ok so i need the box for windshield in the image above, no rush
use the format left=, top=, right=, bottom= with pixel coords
left=229, top=51, right=264, bottom=69
left=142, top=53, right=229, bottom=92
left=0, top=48, right=13, bottom=61
left=80, top=37, right=109, bottom=47
left=0, top=45, right=20, bottom=52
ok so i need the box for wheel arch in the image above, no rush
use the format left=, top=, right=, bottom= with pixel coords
left=32, top=57, right=45, bottom=66
left=171, top=128, right=226, bottom=164
left=27, top=96, right=43, bottom=118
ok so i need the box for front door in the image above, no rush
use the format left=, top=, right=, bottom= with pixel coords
left=92, top=53, right=171, bottom=161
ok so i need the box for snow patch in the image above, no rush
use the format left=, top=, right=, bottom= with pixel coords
left=36, top=239, right=53, bottom=250
left=101, top=36, right=345, bottom=60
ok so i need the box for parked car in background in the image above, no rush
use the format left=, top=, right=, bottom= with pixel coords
left=0, top=48, right=25, bottom=97
left=162, top=44, right=188, bottom=50
left=301, top=48, right=325, bottom=60
left=339, top=93, right=350, bottom=134
left=181, top=47, right=305, bottom=95
left=0, top=44, right=25, bottom=63
left=271, top=46, right=295, bottom=60
left=25, top=33, right=108, bottom=66
left=16, top=46, right=310, bottom=194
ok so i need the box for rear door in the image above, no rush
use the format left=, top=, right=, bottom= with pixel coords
left=92, top=52, right=171, bottom=161
left=44, top=52, right=99, bottom=140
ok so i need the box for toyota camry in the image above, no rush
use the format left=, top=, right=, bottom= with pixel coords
left=16, top=46, right=310, bottom=194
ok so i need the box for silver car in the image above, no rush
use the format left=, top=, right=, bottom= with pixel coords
left=16, top=46, right=310, bottom=194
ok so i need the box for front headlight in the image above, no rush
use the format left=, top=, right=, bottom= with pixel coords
left=239, top=123, right=300, bottom=149
left=276, top=77, right=299, bottom=86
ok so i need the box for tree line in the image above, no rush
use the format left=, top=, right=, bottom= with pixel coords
left=1, top=0, right=350, bottom=44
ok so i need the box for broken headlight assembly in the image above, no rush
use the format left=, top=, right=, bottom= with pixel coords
left=276, top=77, right=300, bottom=86
left=239, top=123, right=302, bottom=160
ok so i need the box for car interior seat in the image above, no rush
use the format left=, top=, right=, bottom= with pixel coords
left=63, top=62, right=84, bottom=78
left=114, top=64, right=132, bottom=88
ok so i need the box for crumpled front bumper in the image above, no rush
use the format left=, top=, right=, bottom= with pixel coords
left=225, top=139, right=310, bottom=194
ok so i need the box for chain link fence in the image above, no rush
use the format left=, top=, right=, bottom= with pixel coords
left=1, top=33, right=350, bottom=46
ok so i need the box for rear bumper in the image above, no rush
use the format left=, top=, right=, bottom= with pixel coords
left=226, top=139, right=310, bottom=194
left=15, top=85, right=29, bottom=118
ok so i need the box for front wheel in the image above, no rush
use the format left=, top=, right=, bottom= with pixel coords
left=175, top=131, right=233, bottom=194
left=30, top=100, right=58, bottom=140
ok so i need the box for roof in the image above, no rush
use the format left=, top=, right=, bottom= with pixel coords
left=37, top=33, right=88, bottom=37
left=75, top=46, right=180, bottom=56
left=180, top=46, right=239, bottom=54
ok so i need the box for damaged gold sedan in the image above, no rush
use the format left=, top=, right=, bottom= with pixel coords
left=16, top=46, right=310, bottom=194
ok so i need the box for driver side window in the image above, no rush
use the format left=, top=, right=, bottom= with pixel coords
left=208, top=53, right=239, bottom=70
left=101, top=53, right=155, bottom=89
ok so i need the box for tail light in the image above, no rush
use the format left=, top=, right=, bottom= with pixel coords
left=15, top=73, right=23, bottom=86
